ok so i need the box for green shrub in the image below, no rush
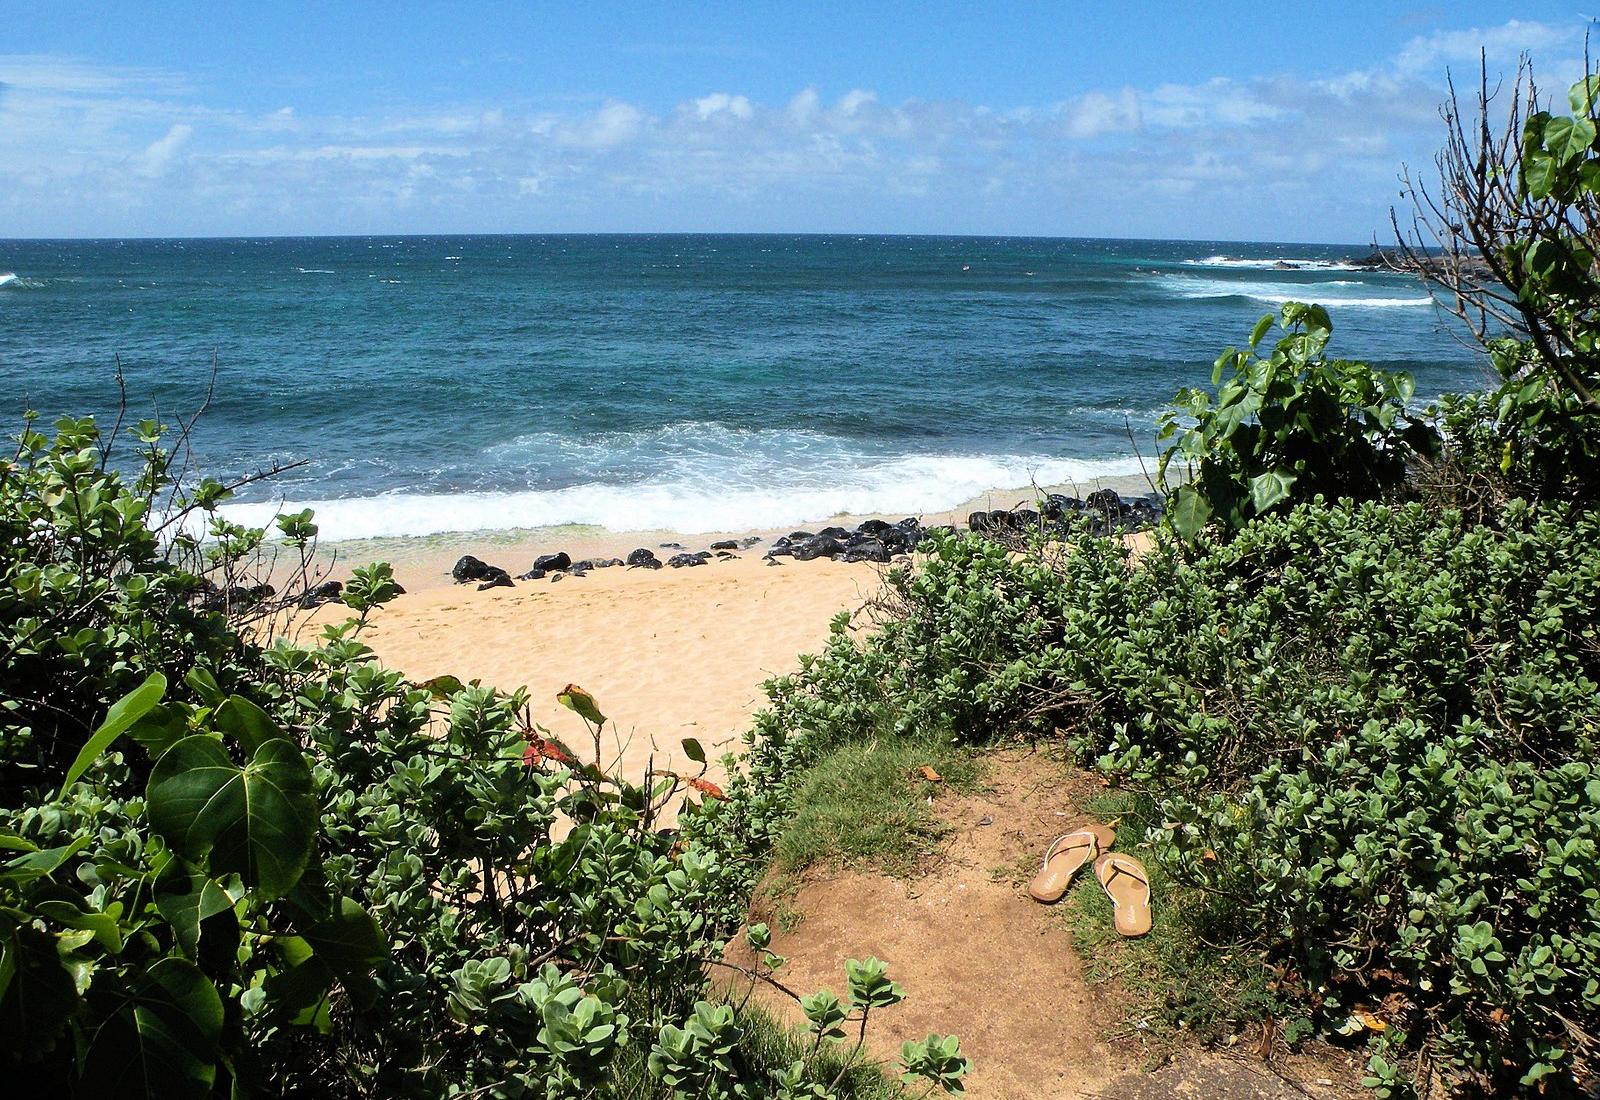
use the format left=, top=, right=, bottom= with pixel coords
left=1431, top=345, right=1600, bottom=511
left=1157, top=303, right=1439, bottom=537
left=741, top=502, right=1599, bottom=1096
left=0, top=415, right=968, bottom=1099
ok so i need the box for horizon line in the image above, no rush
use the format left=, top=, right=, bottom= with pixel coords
left=0, top=229, right=1391, bottom=249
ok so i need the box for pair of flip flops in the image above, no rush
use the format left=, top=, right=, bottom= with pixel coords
left=1027, top=823, right=1152, bottom=937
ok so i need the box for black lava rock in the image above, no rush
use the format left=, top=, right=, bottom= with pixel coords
left=856, top=518, right=893, bottom=536
left=452, top=555, right=501, bottom=583
left=477, top=569, right=513, bottom=591
left=842, top=538, right=890, bottom=563
left=531, top=551, right=572, bottom=574
left=817, top=526, right=850, bottom=540
left=668, top=553, right=707, bottom=567
left=1040, top=494, right=1081, bottom=521
left=1085, top=488, right=1128, bottom=517
left=627, top=548, right=662, bottom=570
left=792, top=535, right=845, bottom=561
left=298, top=580, right=344, bottom=608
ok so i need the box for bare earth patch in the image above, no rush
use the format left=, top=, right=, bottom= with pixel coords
left=732, top=748, right=1368, bottom=1100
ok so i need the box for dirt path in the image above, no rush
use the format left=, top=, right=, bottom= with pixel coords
left=733, top=750, right=1133, bottom=1099
left=731, top=749, right=1367, bottom=1100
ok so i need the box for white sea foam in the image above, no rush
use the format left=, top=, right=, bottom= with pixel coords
left=1182, top=255, right=1361, bottom=272
left=295, top=267, right=335, bottom=274
left=0, top=273, right=17, bottom=289
left=214, top=451, right=1147, bottom=542
left=1155, top=274, right=1431, bottom=308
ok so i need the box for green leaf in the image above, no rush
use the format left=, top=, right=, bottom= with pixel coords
left=1524, top=151, right=1560, bottom=199
left=1543, top=114, right=1597, bottom=164
left=681, top=738, right=706, bottom=765
left=1249, top=469, right=1298, bottom=513
left=1571, top=74, right=1600, bottom=114
left=61, top=672, right=167, bottom=794
left=78, top=958, right=224, bottom=1100
left=1168, top=485, right=1212, bottom=539
left=184, top=666, right=223, bottom=707
left=34, top=900, right=125, bottom=953
left=147, top=736, right=317, bottom=899
left=421, top=674, right=465, bottom=699
left=2, top=835, right=91, bottom=883
left=213, top=696, right=279, bottom=755
left=557, top=684, right=606, bottom=727
left=1248, top=312, right=1275, bottom=349
left=155, top=863, right=240, bottom=958
left=301, top=896, right=388, bottom=970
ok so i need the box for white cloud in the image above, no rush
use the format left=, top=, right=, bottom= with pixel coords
left=788, top=87, right=821, bottom=126
left=0, top=18, right=1591, bottom=240
left=136, top=123, right=192, bottom=175
left=1056, top=88, right=1141, bottom=138
left=692, top=92, right=753, bottom=121
left=1394, top=19, right=1578, bottom=73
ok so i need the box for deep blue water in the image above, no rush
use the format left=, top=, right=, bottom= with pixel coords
left=0, top=235, right=1484, bottom=539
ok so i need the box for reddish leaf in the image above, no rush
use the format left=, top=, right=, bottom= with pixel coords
left=687, top=777, right=725, bottom=800
left=523, top=736, right=575, bottom=768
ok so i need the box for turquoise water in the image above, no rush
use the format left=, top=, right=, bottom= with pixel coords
left=0, top=235, right=1480, bottom=539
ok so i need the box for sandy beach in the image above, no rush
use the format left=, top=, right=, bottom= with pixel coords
left=285, top=475, right=1156, bottom=779
left=306, top=552, right=885, bottom=781
left=286, top=475, right=1160, bottom=782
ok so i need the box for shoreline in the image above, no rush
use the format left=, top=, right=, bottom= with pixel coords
left=302, top=472, right=1159, bottom=592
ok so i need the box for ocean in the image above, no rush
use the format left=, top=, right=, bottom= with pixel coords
left=0, top=235, right=1483, bottom=541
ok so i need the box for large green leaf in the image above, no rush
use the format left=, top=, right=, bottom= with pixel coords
left=1571, top=74, right=1600, bottom=114
left=155, top=862, right=240, bottom=958
left=147, top=736, right=316, bottom=899
left=1168, top=485, right=1213, bottom=539
left=61, top=672, right=167, bottom=794
left=77, top=957, right=224, bottom=1100
left=1249, top=469, right=1298, bottom=513
left=301, top=896, right=388, bottom=970
left=1543, top=114, right=1597, bottom=165
left=1523, top=150, right=1560, bottom=199
left=213, top=695, right=279, bottom=755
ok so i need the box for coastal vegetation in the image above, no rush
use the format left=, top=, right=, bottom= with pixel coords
left=3, top=53, right=1599, bottom=1100
left=731, top=61, right=1600, bottom=1099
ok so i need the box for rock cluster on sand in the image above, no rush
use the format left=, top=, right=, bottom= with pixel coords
left=445, top=489, right=1164, bottom=592
left=763, top=517, right=934, bottom=563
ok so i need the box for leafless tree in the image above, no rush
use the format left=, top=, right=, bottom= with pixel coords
left=1388, top=51, right=1600, bottom=410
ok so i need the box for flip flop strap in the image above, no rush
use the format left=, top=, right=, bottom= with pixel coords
left=1043, top=833, right=1094, bottom=866
left=1103, top=860, right=1148, bottom=892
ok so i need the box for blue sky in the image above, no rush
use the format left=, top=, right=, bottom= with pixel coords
left=1, top=3, right=1591, bottom=241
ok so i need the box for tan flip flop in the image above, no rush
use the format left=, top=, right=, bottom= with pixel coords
left=1029, top=823, right=1116, bottom=903
left=1094, top=852, right=1153, bottom=937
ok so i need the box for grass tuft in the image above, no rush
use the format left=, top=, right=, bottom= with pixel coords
left=773, top=737, right=980, bottom=879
